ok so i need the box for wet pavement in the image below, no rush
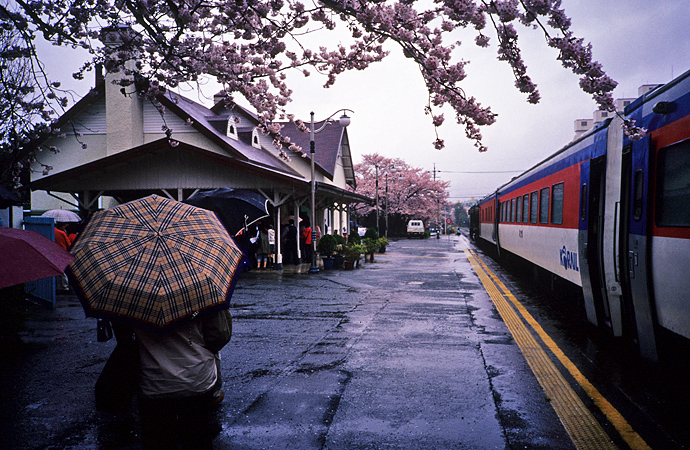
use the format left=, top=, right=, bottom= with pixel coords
left=1, top=235, right=686, bottom=449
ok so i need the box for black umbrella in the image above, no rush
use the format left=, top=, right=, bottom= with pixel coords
left=184, top=188, right=270, bottom=235
left=0, top=186, right=22, bottom=209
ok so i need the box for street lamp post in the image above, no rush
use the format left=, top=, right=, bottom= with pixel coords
left=309, top=109, right=353, bottom=273
left=384, top=172, right=388, bottom=238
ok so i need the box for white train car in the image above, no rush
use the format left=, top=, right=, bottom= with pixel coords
left=472, top=69, right=690, bottom=363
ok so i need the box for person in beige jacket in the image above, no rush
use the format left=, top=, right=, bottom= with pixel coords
left=135, top=309, right=232, bottom=450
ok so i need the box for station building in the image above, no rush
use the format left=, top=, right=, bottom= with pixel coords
left=28, top=68, right=371, bottom=264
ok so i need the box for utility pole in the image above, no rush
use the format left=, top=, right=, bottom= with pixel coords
left=433, top=163, right=440, bottom=239
left=375, top=164, right=379, bottom=235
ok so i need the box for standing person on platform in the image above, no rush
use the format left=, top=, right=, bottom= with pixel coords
left=282, top=219, right=298, bottom=264
left=135, top=309, right=232, bottom=450
left=256, top=223, right=270, bottom=269
left=54, top=222, right=72, bottom=250
left=267, top=224, right=276, bottom=268
left=54, top=222, right=72, bottom=290
left=301, top=220, right=312, bottom=265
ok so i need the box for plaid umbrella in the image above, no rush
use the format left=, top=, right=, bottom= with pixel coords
left=67, top=195, right=246, bottom=331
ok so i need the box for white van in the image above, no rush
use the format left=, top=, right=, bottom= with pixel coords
left=406, top=220, right=425, bottom=238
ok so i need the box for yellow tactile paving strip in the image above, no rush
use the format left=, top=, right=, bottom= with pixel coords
left=464, top=248, right=641, bottom=450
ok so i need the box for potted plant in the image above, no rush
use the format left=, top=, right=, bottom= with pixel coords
left=333, top=234, right=346, bottom=268
left=363, top=228, right=380, bottom=262
left=362, top=238, right=380, bottom=262
left=317, top=234, right=337, bottom=269
left=377, top=236, right=389, bottom=253
left=343, top=243, right=363, bottom=270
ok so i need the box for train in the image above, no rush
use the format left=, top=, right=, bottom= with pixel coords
left=469, top=68, right=690, bottom=364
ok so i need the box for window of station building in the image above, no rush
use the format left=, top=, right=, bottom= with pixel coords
left=516, top=196, right=522, bottom=223
left=657, top=139, right=690, bottom=226
left=522, top=195, right=529, bottom=223
left=539, top=187, right=550, bottom=223
left=551, top=182, right=564, bottom=224
left=530, top=191, right=538, bottom=223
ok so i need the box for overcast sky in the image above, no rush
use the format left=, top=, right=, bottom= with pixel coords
left=42, top=0, right=690, bottom=203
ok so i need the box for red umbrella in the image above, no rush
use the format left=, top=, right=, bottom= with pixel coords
left=0, top=227, right=75, bottom=290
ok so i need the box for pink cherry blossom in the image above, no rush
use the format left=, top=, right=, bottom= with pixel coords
left=1, top=0, right=627, bottom=185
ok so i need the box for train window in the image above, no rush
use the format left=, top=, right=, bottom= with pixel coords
left=530, top=191, right=538, bottom=223
left=551, top=183, right=564, bottom=225
left=522, top=195, right=529, bottom=223
left=510, top=198, right=515, bottom=222
left=539, top=187, right=550, bottom=223
left=657, top=140, right=690, bottom=226
left=633, top=170, right=644, bottom=222
left=516, top=197, right=522, bottom=223
left=580, top=184, right=587, bottom=221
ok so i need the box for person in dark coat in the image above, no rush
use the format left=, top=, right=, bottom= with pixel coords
left=256, top=223, right=271, bottom=269
left=282, top=219, right=299, bottom=264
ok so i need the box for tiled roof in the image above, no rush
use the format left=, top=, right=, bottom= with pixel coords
left=278, top=120, right=345, bottom=180
left=160, top=92, right=301, bottom=177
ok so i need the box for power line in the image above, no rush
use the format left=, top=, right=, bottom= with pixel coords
left=438, top=170, right=524, bottom=174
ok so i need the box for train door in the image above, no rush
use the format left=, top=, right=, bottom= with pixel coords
left=578, top=156, right=610, bottom=328
left=619, top=136, right=658, bottom=363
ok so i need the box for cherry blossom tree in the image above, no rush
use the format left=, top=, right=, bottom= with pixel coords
left=1, top=0, right=624, bottom=188
left=0, top=13, right=58, bottom=190
left=352, top=153, right=450, bottom=228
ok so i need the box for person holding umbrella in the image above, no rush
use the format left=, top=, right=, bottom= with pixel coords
left=68, top=195, right=245, bottom=450
left=53, top=222, right=73, bottom=291
left=54, top=222, right=71, bottom=250
left=135, top=307, right=231, bottom=449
